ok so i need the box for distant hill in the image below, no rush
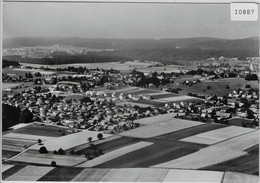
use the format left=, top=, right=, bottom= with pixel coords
left=3, top=37, right=259, bottom=64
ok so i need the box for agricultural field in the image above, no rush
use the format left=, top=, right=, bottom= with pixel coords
left=180, top=126, right=256, bottom=145
left=3, top=133, right=54, bottom=141
left=11, top=150, right=87, bottom=167
left=76, top=136, right=140, bottom=154
left=153, top=130, right=259, bottom=169
left=155, top=123, right=227, bottom=141
left=120, top=118, right=204, bottom=138
left=38, top=167, right=84, bottom=181
left=2, top=165, right=258, bottom=182
left=94, top=141, right=197, bottom=168
left=76, top=141, right=153, bottom=167
left=222, top=172, right=259, bottom=183
left=4, top=165, right=54, bottom=181
left=162, top=169, right=224, bottom=183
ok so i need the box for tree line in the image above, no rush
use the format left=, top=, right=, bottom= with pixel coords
left=2, top=104, right=34, bottom=131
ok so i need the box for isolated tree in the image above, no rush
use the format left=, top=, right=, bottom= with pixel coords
left=38, top=139, right=42, bottom=145
left=58, top=148, right=65, bottom=155
left=88, top=137, right=93, bottom=143
left=39, top=146, right=48, bottom=154
left=97, top=133, right=103, bottom=140
left=207, top=85, right=212, bottom=90
left=245, top=84, right=251, bottom=88
left=53, top=150, right=59, bottom=155
left=51, top=161, right=57, bottom=167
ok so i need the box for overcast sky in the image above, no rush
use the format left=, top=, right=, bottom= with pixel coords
left=3, top=2, right=260, bottom=39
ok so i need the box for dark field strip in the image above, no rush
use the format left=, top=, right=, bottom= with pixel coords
left=2, top=164, right=27, bottom=180
left=38, top=167, right=84, bottom=181
left=136, top=148, right=197, bottom=167
left=200, top=154, right=259, bottom=175
left=2, top=150, right=20, bottom=159
left=94, top=142, right=197, bottom=168
left=78, top=136, right=140, bottom=154
left=245, top=144, right=259, bottom=154
left=150, top=93, right=180, bottom=99
left=154, top=123, right=226, bottom=141
left=13, top=123, right=65, bottom=137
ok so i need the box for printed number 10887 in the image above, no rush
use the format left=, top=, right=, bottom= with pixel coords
left=234, top=9, right=254, bottom=15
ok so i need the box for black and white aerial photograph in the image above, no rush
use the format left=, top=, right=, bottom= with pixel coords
left=1, top=1, right=259, bottom=182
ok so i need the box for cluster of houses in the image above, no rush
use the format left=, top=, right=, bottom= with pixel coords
left=173, top=88, right=259, bottom=127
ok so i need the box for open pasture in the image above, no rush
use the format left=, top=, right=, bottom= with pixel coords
left=30, top=130, right=112, bottom=151
left=13, top=123, right=69, bottom=137
left=76, top=141, right=153, bottom=167
left=153, top=130, right=259, bottom=169
left=178, top=77, right=258, bottom=96
left=180, top=126, right=256, bottom=145
left=4, top=165, right=54, bottom=181
left=163, top=169, right=224, bottom=183
left=120, top=118, right=204, bottom=138
left=11, top=151, right=87, bottom=166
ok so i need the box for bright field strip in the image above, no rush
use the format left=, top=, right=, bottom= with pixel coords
left=162, top=169, right=224, bottom=183
left=11, top=151, right=87, bottom=166
left=30, top=130, right=112, bottom=151
left=3, top=133, right=54, bottom=141
left=2, top=164, right=15, bottom=172
left=120, top=118, right=204, bottom=138
left=5, top=165, right=54, bottom=181
left=153, top=130, right=259, bottom=169
left=153, top=95, right=197, bottom=102
left=76, top=141, right=153, bottom=167
left=180, top=126, right=256, bottom=145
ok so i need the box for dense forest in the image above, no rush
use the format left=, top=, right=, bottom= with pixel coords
left=2, top=59, right=20, bottom=68
left=2, top=104, right=34, bottom=131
